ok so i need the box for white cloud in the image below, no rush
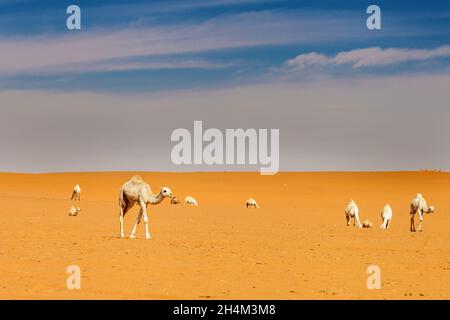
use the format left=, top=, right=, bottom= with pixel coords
left=287, top=45, right=450, bottom=70
left=286, top=52, right=331, bottom=69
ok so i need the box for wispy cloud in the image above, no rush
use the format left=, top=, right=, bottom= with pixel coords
left=91, top=0, right=280, bottom=15
left=287, top=45, right=450, bottom=70
left=44, top=58, right=240, bottom=74
left=0, top=10, right=361, bottom=75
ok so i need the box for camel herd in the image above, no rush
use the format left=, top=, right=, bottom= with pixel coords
left=345, top=193, right=435, bottom=232
left=69, top=176, right=259, bottom=239
left=68, top=184, right=82, bottom=216
left=67, top=176, right=436, bottom=239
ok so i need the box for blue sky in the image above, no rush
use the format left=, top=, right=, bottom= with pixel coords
left=1, top=1, right=450, bottom=172
left=1, top=0, right=450, bottom=93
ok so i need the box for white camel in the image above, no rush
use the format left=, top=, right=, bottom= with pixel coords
left=184, top=196, right=198, bottom=206
left=380, top=204, right=393, bottom=229
left=410, top=193, right=434, bottom=232
left=344, top=199, right=362, bottom=228
left=118, top=176, right=173, bottom=239
left=68, top=206, right=81, bottom=216
left=246, top=198, right=259, bottom=208
left=71, top=184, right=81, bottom=201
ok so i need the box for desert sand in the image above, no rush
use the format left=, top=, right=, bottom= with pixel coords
left=0, top=171, right=449, bottom=299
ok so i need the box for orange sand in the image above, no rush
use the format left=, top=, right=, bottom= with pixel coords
left=0, top=172, right=449, bottom=299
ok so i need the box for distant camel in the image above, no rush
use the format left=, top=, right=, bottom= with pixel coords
left=118, top=176, right=173, bottom=239
left=344, top=199, right=362, bottom=228
left=410, top=193, right=434, bottom=232
left=380, top=204, right=393, bottom=229
left=246, top=198, right=260, bottom=208
left=68, top=206, right=81, bottom=216
left=184, top=196, right=198, bottom=206
left=170, top=197, right=180, bottom=205
left=71, top=184, right=81, bottom=201
left=362, top=219, right=373, bottom=228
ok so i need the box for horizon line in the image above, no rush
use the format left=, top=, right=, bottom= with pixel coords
left=0, top=170, right=446, bottom=175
